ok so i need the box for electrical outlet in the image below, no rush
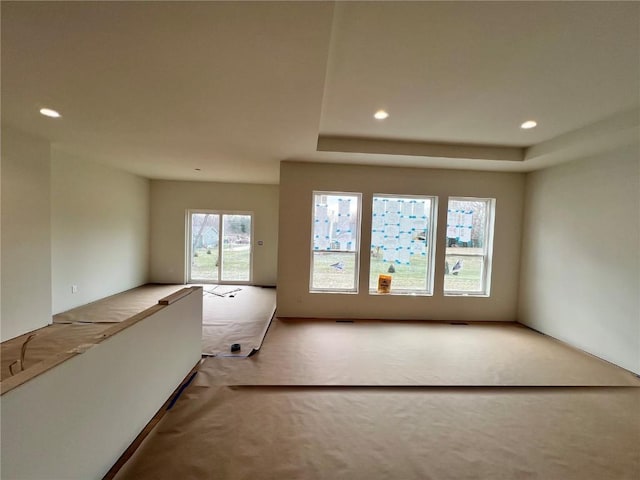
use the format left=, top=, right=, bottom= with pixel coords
left=71, top=285, right=78, bottom=294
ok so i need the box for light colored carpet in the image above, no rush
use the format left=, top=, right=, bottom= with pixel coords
left=195, top=318, right=640, bottom=386
left=114, top=386, right=640, bottom=480
left=201, top=286, right=276, bottom=356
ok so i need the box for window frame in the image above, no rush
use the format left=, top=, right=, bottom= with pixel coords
left=368, top=193, right=438, bottom=296
left=309, top=191, right=362, bottom=294
left=443, top=197, right=495, bottom=297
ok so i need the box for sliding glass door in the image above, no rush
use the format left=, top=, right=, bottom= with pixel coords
left=188, top=210, right=252, bottom=283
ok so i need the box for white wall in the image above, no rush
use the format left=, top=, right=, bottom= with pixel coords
left=519, top=144, right=639, bottom=374
left=51, top=149, right=150, bottom=313
left=277, top=162, right=525, bottom=321
left=1, top=288, right=202, bottom=480
left=149, top=180, right=279, bottom=286
left=1, top=126, right=52, bottom=341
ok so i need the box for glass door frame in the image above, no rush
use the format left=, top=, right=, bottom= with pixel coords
left=186, top=209, right=254, bottom=285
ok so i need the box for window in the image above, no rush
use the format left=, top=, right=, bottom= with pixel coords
left=310, top=192, right=361, bottom=292
left=187, top=210, right=252, bottom=283
left=444, top=197, right=495, bottom=296
left=369, top=194, right=437, bottom=295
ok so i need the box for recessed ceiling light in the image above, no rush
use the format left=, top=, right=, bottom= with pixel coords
left=374, top=110, right=389, bottom=120
left=39, top=108, right=61, bottom=118
left=520, top=120, right=537, bottom=129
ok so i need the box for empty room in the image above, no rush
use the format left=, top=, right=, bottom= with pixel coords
left=1, top=2, right=638, bottom=479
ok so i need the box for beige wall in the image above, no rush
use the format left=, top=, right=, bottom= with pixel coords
left=51, top=150, right=151, bottom=314
left=519, top=144, right=639, bottom=374
left=277, top=162, right=525, bottom=321
left=149, top=180, right=279, bottom=286
left=1, top=126, right=52, bottom=341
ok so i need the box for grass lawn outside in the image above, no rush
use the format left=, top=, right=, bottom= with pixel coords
left=312, top=248, right=483, bottom=293
left=443, top=253, right=483, bottom=293
left=311, top=248, right=485, bottom=293
left=369, top=252, right=428, bottom=292
left=191, top=246, right=251, bottom=282
left=196, top=243, right=485, bottom=292
left=311, top=252, right=357, bottom=290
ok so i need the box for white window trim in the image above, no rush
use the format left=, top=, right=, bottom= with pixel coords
left=443, top=197, right=495, bottom=297
left=368, top=193, right=438, bottom=296
left=186, top=209, right=254, bottom=285
left=309, top=191, right=362, bottom=294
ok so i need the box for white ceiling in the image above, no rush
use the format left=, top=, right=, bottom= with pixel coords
left=2, top=1, right=639, bottom=184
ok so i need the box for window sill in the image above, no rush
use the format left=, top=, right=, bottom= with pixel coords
left=309, top=290, right=359, bottom=295
left=444, top=292, right=490, bottom=298
left=369, top=291, right=433, bottom=297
